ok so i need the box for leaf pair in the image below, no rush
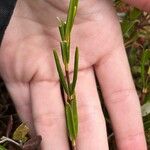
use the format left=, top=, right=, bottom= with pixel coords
left=53, top=48, right=79, bottom=96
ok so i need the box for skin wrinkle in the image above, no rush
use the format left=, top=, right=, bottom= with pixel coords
left=116, top=131, right=147, bottom=150
left=33, top=111, right=65, bottom=128
left=19, top=0, right=105, bottom=25
left=44, top=0, right=100, bottom=13
left=94, top=44, right=123, bottom=68
left=43, top=0, right=108, bottom=23
left=117, top=131, right=145, bottom=142
left=106, top=88, right=136, bottom=103
left=44, top=0, right=68, bottom=14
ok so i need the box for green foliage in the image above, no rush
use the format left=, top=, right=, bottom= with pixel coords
left=121, top=8, right=142, bottom=38
left=53, top=50, right=70, bottom=95
left=109, top=1, right=150, bottom=147
left=141, top=50, right=150, bottom=91
left=0, top=145, right=7, bottom=150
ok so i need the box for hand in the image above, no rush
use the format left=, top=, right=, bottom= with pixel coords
left=0, top=0, right=148, bottom=149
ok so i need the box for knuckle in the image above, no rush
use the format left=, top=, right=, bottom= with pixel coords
left=118, top=131, right=146, bottom=150
left=33, top=111, right=65, bottom=128
left=108, top=88, right=137, bottom=103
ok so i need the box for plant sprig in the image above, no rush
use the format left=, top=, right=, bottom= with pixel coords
left=53, top=0, right=79, bottom=149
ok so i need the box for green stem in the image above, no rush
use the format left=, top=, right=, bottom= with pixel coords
left=65, top=65, right=71, bottom=90
left=65, top=63, right=72, bottom=102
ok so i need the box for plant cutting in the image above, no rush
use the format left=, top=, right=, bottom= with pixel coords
left=53, top=0, right=79, bottom=149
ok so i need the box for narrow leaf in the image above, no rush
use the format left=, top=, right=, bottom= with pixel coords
left=73, top=0, right=78, bottom=18
left=60, top=41, right=68, bottom=65
left=65, top=0, right=77, bottom=40
left=141, top=50, right=150, bottom=89
left=53, top=50, right=69, bottom=95
left=144, top=120, right=150, bottom=130
left=65, top=103, right=76, bottom=141
left=121, top=20, right=138, bottom=38
left=71, top=47, right=79, bottom=94
left=70, top=95, right=78, bottom=138
left=60, top=41, right=70, bottom=64
left=129, top=8, right=141, bottom=21
left=59, top=25, right=65, bottom=41
left=59, top=22, right=66, bottom=41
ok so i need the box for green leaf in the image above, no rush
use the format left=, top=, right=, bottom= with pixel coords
left=144, top=120, right=150, bottom=130
left=0, top=145, right=7, bottom=150
left=12, top=123, right=29, bottom=143
left=74, top=0, right=79, bottom=9
left=59, top=25, right=65, bottom=41
left=70, top=95, right=78, bottom=138
left=65, top=0, right=78, bottom=40
left=65, top=103, right=76, bottom=141
left=53, top=50, right=69, bottom=95
left=121, top=8, right=141, bottom=38
left=60, top=41, right=68, bottom=64
left=71, top=47, right=79, bottom=94
left=73, top=0, right=79, bottom=18
left=60, top=41, right=70, bottom=64
left=141, top=50, right=150, bottom=88
left=121, top=20, right=138, bottom=38
left=128, top=47, right=137, bottom=66
left=58, top=19, right=66, bottom=41
left=129, top=8, right=141, bottom=21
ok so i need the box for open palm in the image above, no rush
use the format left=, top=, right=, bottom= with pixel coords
left=0, top=0, right=147, bottom=149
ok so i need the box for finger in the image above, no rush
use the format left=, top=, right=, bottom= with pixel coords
left=30, top=80, right=69, bottom=150
left=5, top=82, right=34, bottom=132
left=122, top=0, right=150, bottom=12
left=76, top=68, right=109, bottom=149
left=95, top=47, right=147, bottom=149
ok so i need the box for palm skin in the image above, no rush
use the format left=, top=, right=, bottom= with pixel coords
left=0, top=0, right=148, bottom=149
